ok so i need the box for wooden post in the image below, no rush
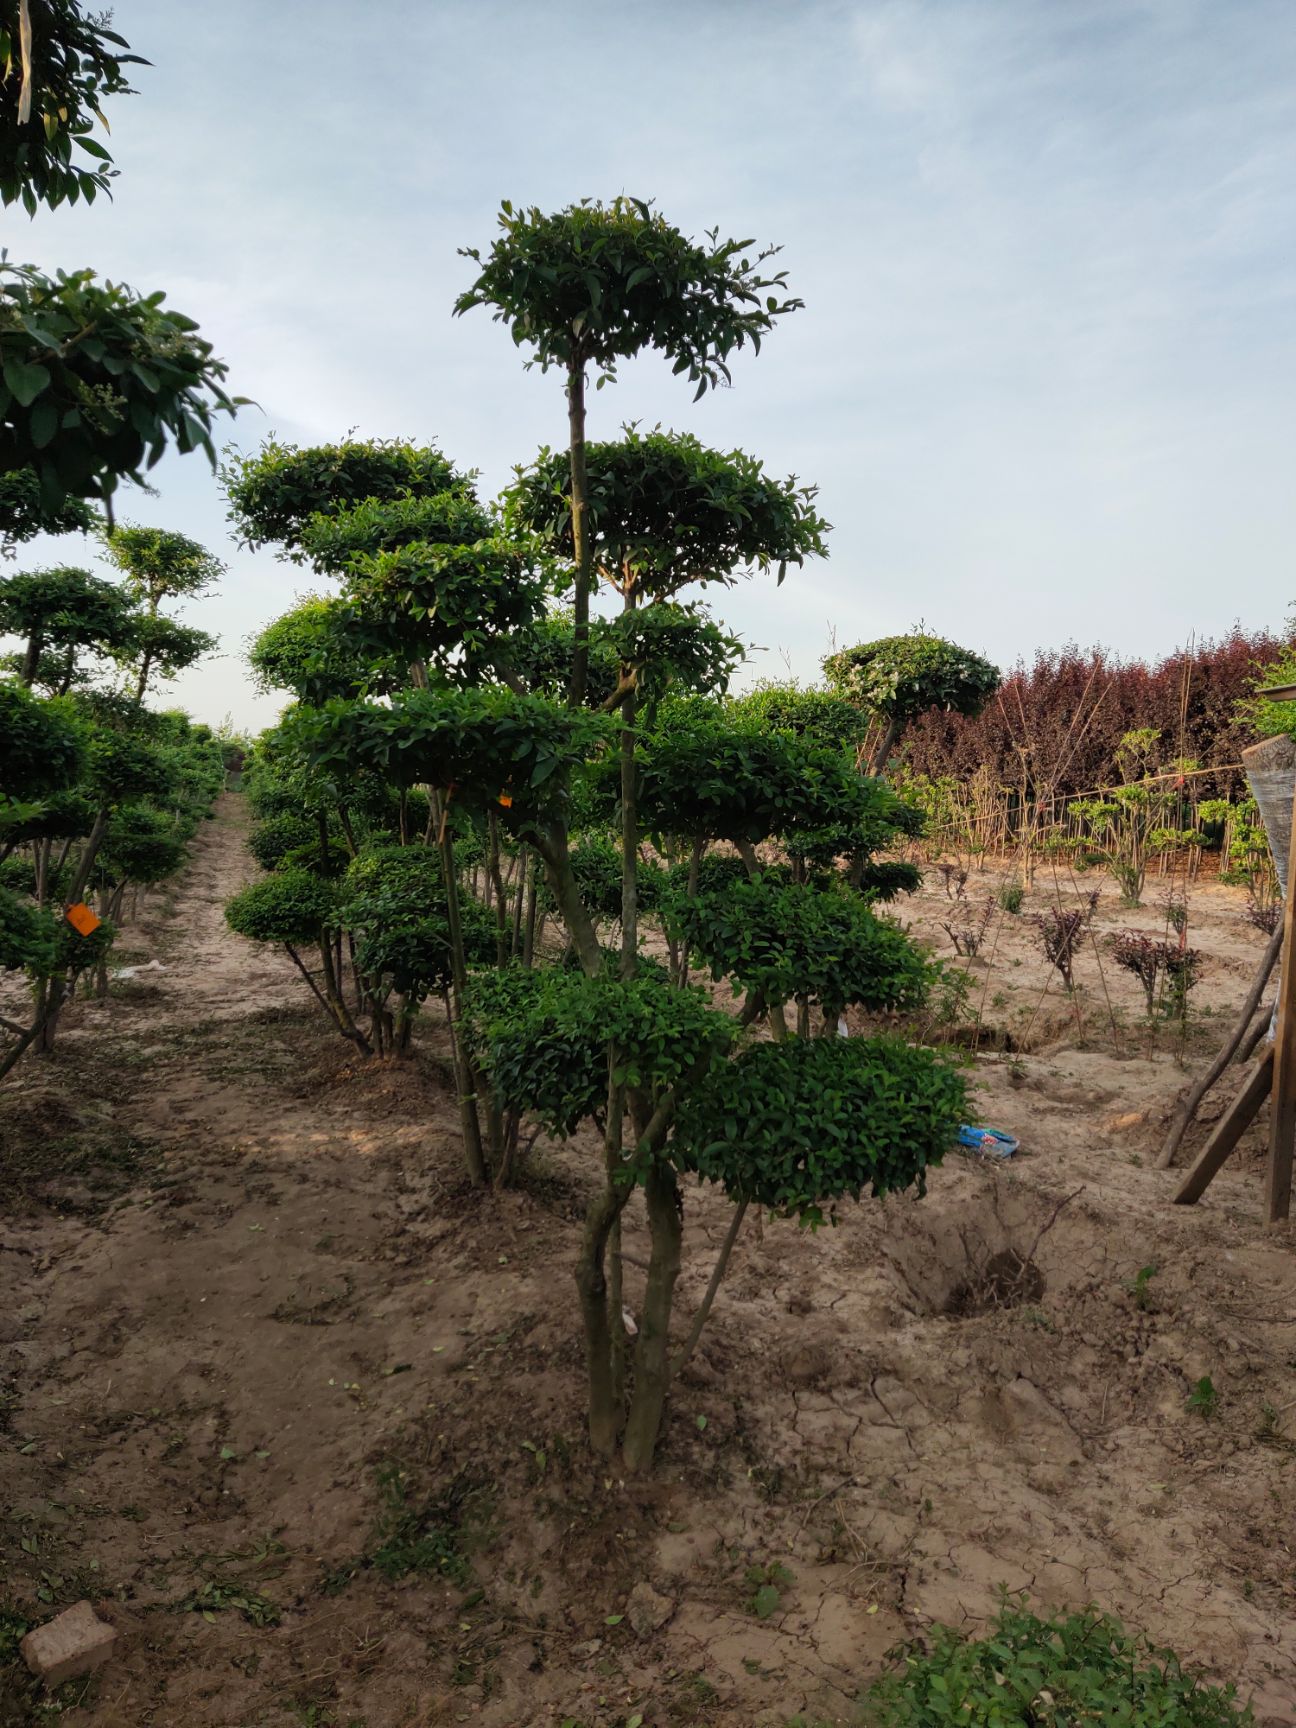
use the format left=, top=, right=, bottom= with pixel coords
left=1266, top=782, right=1296, bottom=1225
left=1174, top=1046, right=1273, bottom=1205
left=1157, top=921, right=1282, bottom=1169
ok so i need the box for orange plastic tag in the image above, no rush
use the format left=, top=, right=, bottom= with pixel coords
left=65, top=902, right=101, bottom=937
left=498, top=792, right=513, bottom=809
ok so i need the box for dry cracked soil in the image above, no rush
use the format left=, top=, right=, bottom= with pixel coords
left=2, top=796, right=1295, bottom=1726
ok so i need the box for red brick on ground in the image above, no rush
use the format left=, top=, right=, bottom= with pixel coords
left=19, top=1600, right=117, bottom=1688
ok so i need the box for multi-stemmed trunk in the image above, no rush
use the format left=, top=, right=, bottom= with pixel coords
left=621, top=1159, right=684, bottom=1471
left=434, top=798, right=488, bottom=1185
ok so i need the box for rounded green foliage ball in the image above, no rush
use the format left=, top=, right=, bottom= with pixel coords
left=823, top=632, right=1000, bottom=724
left=225, top=869, right=337, bottom=948
left=0, top=888, right=58, bottom=975
left=0, top=684, right=84, bottom=800
left=666, top=879, right=931, bottom=1017
left=674, top=1036, right=965, bottom=1223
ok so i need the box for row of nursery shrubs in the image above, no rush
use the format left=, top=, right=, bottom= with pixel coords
left=0, top=681, right=227, bottom=1073
left=0, top=526, right=232, bottom=1078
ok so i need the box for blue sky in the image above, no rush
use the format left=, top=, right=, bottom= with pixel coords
left=11, top=0, right=1296, bottom=730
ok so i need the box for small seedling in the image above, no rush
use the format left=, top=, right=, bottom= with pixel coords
left=998, top=880, right=1025, bottom=914
left=180, top=1578, right=280, bottom=1627
left=744, top=1560, right=794, bottom=1619
left=521, top=1439, right=548, bottom=1474
left=1130, top=1264, right=1158, bottom=1310
left=1188, top=1375, right=1218, bottom=1419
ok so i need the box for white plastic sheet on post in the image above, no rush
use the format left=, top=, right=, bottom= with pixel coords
left=1241, top=734, right=1296, bottom=1042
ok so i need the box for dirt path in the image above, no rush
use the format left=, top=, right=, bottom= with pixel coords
left=3, top=799, right=1296, bottom=1726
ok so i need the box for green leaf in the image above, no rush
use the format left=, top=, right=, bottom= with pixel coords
left=3, top=359, right=51, bottom=406
left=29, top=399, right=59, bottom=449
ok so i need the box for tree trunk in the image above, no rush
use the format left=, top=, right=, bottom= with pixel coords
left=20, top=632, right=41, bottom=686
left=523, top=854, right=539, bottom=968
left=567, top=357, right=593, bottom=709
left=487, top=811, right=509, bottom=968
left=735, top=840, right=788, bottom=1039
left=869, top=714, right=903, bottom=777
left=671, top=1196, right=750, bottom=1379
left=318, top=935, right=373, bottom=1055
left=39, top=811, right=110, bottom=1055
left=133, top=648, right=154, bottom=707
left=620, top=681, right=638, bottom=980
left=574, top=1145, right=631, bottom=1456
left=622, top=1162, right=684, bottom=1473
left=435, top=800, right=488, bottom=1184
left=537, top=822, right=603, bottom=975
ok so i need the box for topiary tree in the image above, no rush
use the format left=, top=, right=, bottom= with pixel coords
left=225, top=868, right=370, bottom=1054
left=457, top=199, right=804, bottom=707
left=224, top=437, right=474, bottom=562
left=725, top=679, right=871, bottom=756
left=0, top=564, right=135, bottom=687
left=824, top=631, right=1001, bottom=775
left=0, top=677, right=83, bottom=802
left=88, top=524, right=222, bottom=704
left=1, top=686, right=221, bottom=1068
left=341, top=844, right=494, bottom=1058
left=111, top=612, right=217, bottom=706
left=267, top=199, right=966, bottom=1475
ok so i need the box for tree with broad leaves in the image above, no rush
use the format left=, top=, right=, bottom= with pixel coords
left=456, top=198, right=803, bottom=708
left=0, top=262, right=242, bottom=512
left=0, top=0, right=146, bottom=214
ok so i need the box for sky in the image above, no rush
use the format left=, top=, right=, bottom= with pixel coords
left=9, top=0, right=1296, bottom=731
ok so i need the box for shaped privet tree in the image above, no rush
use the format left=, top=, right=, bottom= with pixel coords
left=458, top=201, right=961, bottom=1471
left=1, top=681, right=223, bottom=1072
left=252, top=203, right=964, bottom=1471
left=99, top=526, right=222, bottom=705
left=225, top=437, right=559, bottom=1167
left=456, top=198, right=802, bottom=708
left=823, top=631, right=1001, bottom=775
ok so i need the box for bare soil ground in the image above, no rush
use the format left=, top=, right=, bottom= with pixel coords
left=2, top=799, right=1295, bottom=1727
